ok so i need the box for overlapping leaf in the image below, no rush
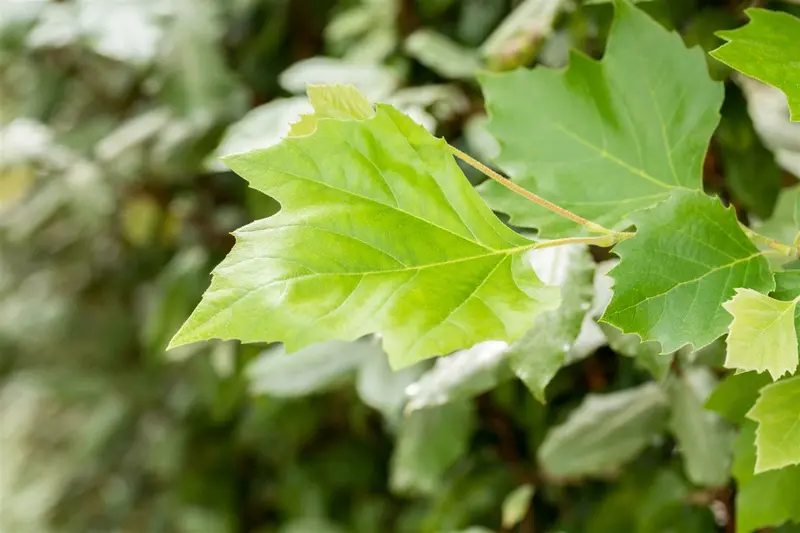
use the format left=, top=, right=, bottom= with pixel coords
left=602, top=189, right=774, bottom=353
left=748, top=376, right=800, bottom=473
left=711, top=9, right=800, bottom=121
left=478, top=0, right=723, bottom=236
left=170, top=85, right=560, bottom=368
left=723, top=289, right=799, bottom=380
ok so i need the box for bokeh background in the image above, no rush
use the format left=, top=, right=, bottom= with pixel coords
left=3, top=1, right=800, bottom=532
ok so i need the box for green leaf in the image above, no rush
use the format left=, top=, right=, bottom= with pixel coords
left=602, top=189, right=774, bottom=354
left=404, top=341, right=512, bottom=412
left=722, top=289, right=799, bottom=380
left=754, top=186, right=800, bottom=250
left=705, top=371, right=772, bottom=424
left=711, top=9, right=800, bottom=121
left=667, top=368, right=734, bottom=487
left=478, top=1, right=723, bottom=236
left=390, top=402, right=475, bottom=495
left=501, top=484, right=534, bottom=528
left=505, top=245, right=596, bottom=402
left=748, top=376, right=800, bottom=472
left=733, top=421, right=800, bottom=533
left=538, top=383, right=668, bottom=479
left=247, top=340, right=379, bottom=397
left=170, top=85, right=560, bottom=368
left=404, top=30, right=482, bottom=80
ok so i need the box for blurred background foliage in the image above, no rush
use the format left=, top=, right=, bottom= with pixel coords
left=3, top=0, right=800, bottom=532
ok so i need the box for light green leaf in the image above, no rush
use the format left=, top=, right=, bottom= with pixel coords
left=170, top=85, right=560, bottom=368
left=602, top=189, right=774, bottom=354
left=404, top=341, right=512, bottom=412
left=501, top=484, right=534, bottom=528
left=478, top=1, right=723, bottom=236
left=667, top=368, right=734, bottom=487
left=748, top=376, right=800, bottom=472
left=538, top=383, right=668, bottom=479
left=404, top=29, right=482, bottom=80
left=754, top=186, right=800, bottom=249
left=390, top=402, right=474, bottom=495
left=506, top=245, right=596, bottom=402
left=722, top=289, right=798, bottom=380
left=733, top=421, right=800, bottom=533
left=705, top=371, right=772, bottom=424
left=247, top=340, right=379, bottom=397
left=711, top=9, right=800, bottom=121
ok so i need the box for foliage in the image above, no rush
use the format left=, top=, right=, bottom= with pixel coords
left=5, top=1, right=800, bottom=533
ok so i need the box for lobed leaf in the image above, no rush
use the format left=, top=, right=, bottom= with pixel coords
left=723, top=289, right=799, bottom=380
left=711, top=9, right=800, bottom=122
left=602, top=189, right=774, bottom=354
left=170, top=85, right=560, bottom=368
left=478, top=0, right=723, bottom=236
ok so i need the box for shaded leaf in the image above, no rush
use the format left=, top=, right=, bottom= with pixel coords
left=667, top=368, right=734, bottom=487
left=538, top=383, right=668, bottom=479
left=705, top=371, right=772, bottom=424
left=390, top=402, right=475, bottom=495
left=733, top=421, right=800, bottom=533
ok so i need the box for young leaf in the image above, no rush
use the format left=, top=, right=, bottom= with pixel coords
left=667, top=368, right=734, bottom=487
left=733, top=421, right=800, bottom=533
left=478, top=0, right=723, bottom=236
left=748, top=376, right=800, bottom=472
left=711, top=9, right=800, bottom=121
left=505, top=245, right=596, bottom=402
left=390, top=401, right=475, bottom=495
left=170, top=85, right=560, bottom=368
left=602, top=189, right=774, bottom=354
left=538, top=383, right=668, bottom=479
left=722, top=289, right=799, bottom=380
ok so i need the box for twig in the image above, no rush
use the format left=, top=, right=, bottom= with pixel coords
left=449, top=145, right=617, bottom=235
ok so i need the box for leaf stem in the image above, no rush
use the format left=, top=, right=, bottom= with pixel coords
left=449, top=145, right=616, bottom=235
left=533, top=233, right=635, bottom=250
left=739, top=223, right=796, bottom=257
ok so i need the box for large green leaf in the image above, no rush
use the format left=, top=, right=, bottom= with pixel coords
left=478, top=0, right=723, bottom=236
left=733, top=421, right=800, bottom=533
left=602, top=189, right=774, bottom=353
left=748, top=376, right=800, bottom=473
left=170, top=85, right=560, bottom=368
left=538, top=383, right=668, bottom=479
left=722, top=289, right=799, bottom=380
left=711, top=9, right=800, bottom=122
